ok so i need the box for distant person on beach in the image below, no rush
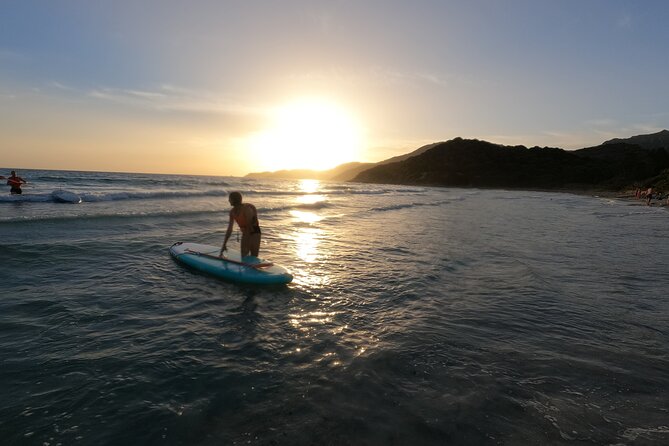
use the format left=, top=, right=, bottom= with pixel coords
left=646, top=187, right=654, bottom=206
left=220, top=191, right=261, bottom=258
left=6, top=171, right=27, bottom=194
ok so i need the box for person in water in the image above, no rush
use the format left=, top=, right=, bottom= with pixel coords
left=220, top=191, right=261, bottom=258
left=7, top=171, right=27, bottom=194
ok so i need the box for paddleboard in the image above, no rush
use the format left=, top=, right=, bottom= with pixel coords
left=52, top=189, right=82, bottom=204
left=169, top=242, right=293, bottom=285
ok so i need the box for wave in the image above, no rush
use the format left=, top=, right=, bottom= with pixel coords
left=0, top=180, right=429, bottom=209
left=258, top=200, right=333, bottom=215
left=0, top=194, right=52, bottom=203
left=322, top=184, right=421, bottom=194
left=369, top=200, right=454, bottom=212
left=0, top=198, right=336, bottom=224
left=592, top=209, right=666, bottom=219
left=27, top=171, right=231, bottom=188
left=0, top=189, right=231, bottom=203
left=80, top=189, right=230, bottom=202
left=0, top=183, right=415, bottom=205
left=240, top=188, right=401, bottom=197
left=0, top=208, right=221, bottom=224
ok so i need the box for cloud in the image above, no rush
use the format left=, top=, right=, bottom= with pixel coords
left=370, top=67, right=450, bottom=88
left=48, top=81, right=75, bottom=91
left=286, top=66, right=451, bottom=89
left=584, top=118, right=664, bottom=140
left=85, top=84, right=264, bottom=117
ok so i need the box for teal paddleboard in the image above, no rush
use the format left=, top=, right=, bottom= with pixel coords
left=170, top=242, right=293, bottom=285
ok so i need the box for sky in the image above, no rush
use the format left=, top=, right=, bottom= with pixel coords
left=1, top=0, right=668, bottom=176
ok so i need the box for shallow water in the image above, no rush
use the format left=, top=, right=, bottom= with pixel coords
left=1, top=169, right=668, bottom=445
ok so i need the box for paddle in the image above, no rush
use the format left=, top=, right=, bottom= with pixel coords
left=184, top=249, right=273, bottom=269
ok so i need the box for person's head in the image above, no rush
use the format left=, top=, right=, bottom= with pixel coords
left=10, top=171, right=16, bottom=176
left=228, top=191, right=243, bottom=206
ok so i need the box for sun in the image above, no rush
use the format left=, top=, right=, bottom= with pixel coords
left=247, top=98, right=363, bottom=171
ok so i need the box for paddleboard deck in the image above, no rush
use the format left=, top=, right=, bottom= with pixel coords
left=169, top=242, right=293, bottom=285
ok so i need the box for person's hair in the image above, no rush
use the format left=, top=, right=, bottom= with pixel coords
left=228, top=191, right=242, bottom=206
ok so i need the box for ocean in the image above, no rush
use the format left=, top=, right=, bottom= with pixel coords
left=1, top=168, right=668, bottom=445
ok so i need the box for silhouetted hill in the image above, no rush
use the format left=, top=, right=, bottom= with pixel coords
left=329, top=162, right=376, bottom=181
left=604, top=129, right=669, bottom=150
left=246, top=162, right=374, bottom=181
left=245, top=130, right=669, bottom=191
left=574, top=143, right=669, bottom=188
left=244, top=143, right=440, bottom=181
left=353, top=137, right=669, bottom=191
left=377, top=142, right=443, bottom=165
left=246, top=168, right=322, bottom=180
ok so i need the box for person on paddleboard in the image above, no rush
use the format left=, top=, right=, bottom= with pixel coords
left=6, top=171, right=27, bottom=194
left=220, top=191, right=261, bottom=258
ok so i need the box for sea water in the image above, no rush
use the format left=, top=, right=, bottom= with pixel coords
left=1, top=169, right=668, bottom=445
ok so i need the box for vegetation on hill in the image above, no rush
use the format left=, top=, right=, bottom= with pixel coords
left=245, top=130, right=669, bottom=192
left=603, top=129, right=669, bottom=150
left=353, top=137, right=669, bottom=191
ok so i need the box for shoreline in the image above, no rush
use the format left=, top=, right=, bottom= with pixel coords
left=503, top=186, right=669, bottom=209
left=587, top=189, right=669, bottom=208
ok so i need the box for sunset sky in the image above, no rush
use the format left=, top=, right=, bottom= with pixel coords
left=1, top=1, right=668, bottom=176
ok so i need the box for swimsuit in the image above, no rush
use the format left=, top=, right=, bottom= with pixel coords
left=234, top=206, right=261, bottom=234
left=7, top=178, right=22, bottom=194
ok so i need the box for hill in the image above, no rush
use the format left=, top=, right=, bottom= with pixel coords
left=603, top=129, right=669, bottom=150
left=245, top=130, right=669, bottom=191
left=245, top=162, right=374, bottom=181
left=244, top=142, right=441, bottom=181
left=376, top=142, right=443, bottom=165
left=353, top=137, right=669, bottom=191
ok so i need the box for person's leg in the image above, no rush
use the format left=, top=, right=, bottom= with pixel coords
left=240, top=234, right=251, bottom=257
left=249, top=233, right=261, bottom=257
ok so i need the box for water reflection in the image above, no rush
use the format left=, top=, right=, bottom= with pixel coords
left=299, top=179, right=319, bottom=194
left=289, top=310, right=337, bottom=331
left=290, top=210, right=322, bottom=224
left=293, top=226, right=321, bottom=263
left=292, top=179, right=325, bottom=265
left=289, top=178, right=361, bottom=364
left=296, top=194, right=327, bottom=205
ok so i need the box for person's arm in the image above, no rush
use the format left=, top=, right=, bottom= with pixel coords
left=220, top=210, right=235, bottom=256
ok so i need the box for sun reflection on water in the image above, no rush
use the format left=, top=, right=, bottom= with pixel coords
left=290, top=210, right=322, bottom=224
left=291, top=178, right=327, bottom=275
left=296, top=194, right=327, bottom=205
left=289, top=310, right=337, bottom=331
left=293, top=226, right=322, bottom=263
left=299, top=179, right=320, bottom=193
left=288, top=177, right=381, bottom=367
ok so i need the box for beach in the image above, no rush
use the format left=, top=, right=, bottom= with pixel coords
left=1, top=169, right=668, bottom=445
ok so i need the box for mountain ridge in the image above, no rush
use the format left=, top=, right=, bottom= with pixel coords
left=244, top=142, right=443, bottom=181
left=353, top=135, right=669, bottom=191
left=245, top=130, right=669, bottom=191
left=603, top=129, right=669, bottom=150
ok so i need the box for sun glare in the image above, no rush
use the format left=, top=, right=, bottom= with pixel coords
left=248, top=98, right=363, bottom=171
